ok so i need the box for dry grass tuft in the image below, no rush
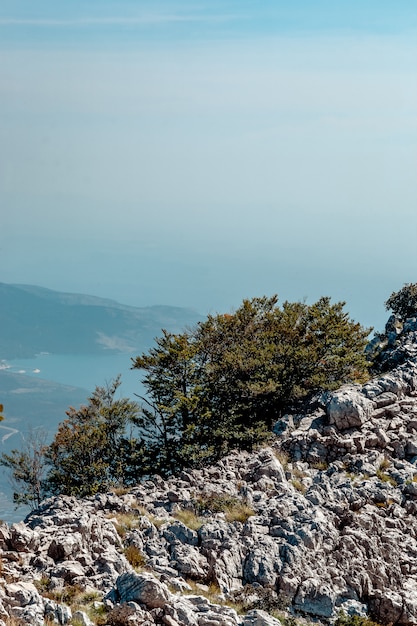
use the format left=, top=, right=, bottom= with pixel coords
left=124, top=545, right=147, bottom=569
left=174, top=508, right=204, bottom=531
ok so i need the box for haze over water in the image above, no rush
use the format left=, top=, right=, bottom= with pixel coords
left=1, top=2, right=417, bottom=332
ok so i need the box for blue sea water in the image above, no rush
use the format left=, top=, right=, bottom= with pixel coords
left=7, top=352, right=146, bottom=400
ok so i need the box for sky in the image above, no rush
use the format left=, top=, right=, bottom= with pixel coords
left=1, top=0, right=416, bottom=333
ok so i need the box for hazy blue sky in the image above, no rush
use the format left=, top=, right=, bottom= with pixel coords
left=1, top=1, right=416, bottom=331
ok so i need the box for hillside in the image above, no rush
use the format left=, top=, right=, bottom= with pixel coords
left=0, top=283, right=202, bottom=359
left=1, top=314, right=417, bottom=625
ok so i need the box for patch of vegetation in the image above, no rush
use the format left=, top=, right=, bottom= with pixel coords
left=111, top=485, right=131, bottom=496
left=378, top=456, right=391, bottom=471
left=184, top=579, right=223, bottom=603
left=195, top=493, right=254, bottom=523
left=345, top=472, right=360, bottom=483
left=374, top=498, right=395, bottom=509
left=385, top=282, right=417, bottom=321
left=146, top=513, right=167, bottom=529
left=310, top=460, right=328, bottom=471
left=375, top=469, right=398, bottom=487
left=1, top=617, right=27, bottom=626
left=274, top=449, right=289, bottom=469
left=50, top=583, right=83, bottom=604
left=86, top=602, right=108, bottom=625
left=174, top=508, right=204, bottom=531
left=230, top=584, right=292, bottom=616
left=111, top=511, right=139, bottom=538
left=335, top=612, right=381, bottom=626
left=124, top=545, right=147, bottom=569
left=291, top=479, right=307, bottom=494
left=33, top=575, right=52, bottom=593
left=376, top=457, right=398, bottom=487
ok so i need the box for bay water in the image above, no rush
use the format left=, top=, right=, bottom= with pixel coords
left=1, top=351, right=147, bottom=524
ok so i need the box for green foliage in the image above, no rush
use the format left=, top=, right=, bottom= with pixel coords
left=0, top=429, right=48, bottom=510
left=46, top=377, right=140, bottom=497
left=385, top=282, right=417, bottom=320
left=335, top=612, right=381, bottom=626
left=132, top=295, right=371, bottom=476
left=132, top=330, right=212, bottom=475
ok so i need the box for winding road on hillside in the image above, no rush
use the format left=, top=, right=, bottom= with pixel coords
left=0, top=424, right=19, bottom=444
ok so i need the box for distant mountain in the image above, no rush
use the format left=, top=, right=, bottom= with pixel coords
left=0, top=283, right=202, bottom=359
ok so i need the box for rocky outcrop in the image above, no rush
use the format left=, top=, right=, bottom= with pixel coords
left=1, top=323, right=417, bottom=625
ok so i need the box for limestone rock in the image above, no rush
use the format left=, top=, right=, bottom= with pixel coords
left=325, top=387, right=375, bottom=429
left=241, top=610, right=282, bottom=626
left=115, top=572, right=171, bottom=608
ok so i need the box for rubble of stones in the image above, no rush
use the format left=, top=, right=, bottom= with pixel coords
left=1, top=321, right=417, bottom=626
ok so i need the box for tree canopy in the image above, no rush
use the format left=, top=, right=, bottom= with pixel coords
left=132, top=295, right=371, bottom=475
left=46, top=377, right=139, bottom=497
left=385, top=283, right=417, bottom=321
left=1, top=378, right=140, bottom=506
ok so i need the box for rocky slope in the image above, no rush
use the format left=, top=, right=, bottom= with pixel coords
left=1, top=317, right=417, bottom=626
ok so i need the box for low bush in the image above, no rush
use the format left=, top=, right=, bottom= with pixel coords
left=124, top=545, right=147, bottom=569
left=195, top=493, right=254, bottom=523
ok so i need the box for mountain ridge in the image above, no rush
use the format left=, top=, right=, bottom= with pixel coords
left=0, top=283, right=202, bottom=359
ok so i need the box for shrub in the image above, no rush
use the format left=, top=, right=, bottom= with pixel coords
left=132, top=295, right=371, bottom=477
left=385, top=283, right=417, bottom=321
left=124, top=545, right=147, bottom=569
left=46, top=378, right=140, bottom=498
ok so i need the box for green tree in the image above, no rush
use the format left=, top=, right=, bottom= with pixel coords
left=131, top=330, right=212, bottom=475
left=385, top=282, right=417, bottom=321
left=133, top=295, right=371, bottom=474
left=46, top=377, right=140, bottom=497
left=0, top=429, right=48, bottom=510
left=196, top=296, right=370, bottom=437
